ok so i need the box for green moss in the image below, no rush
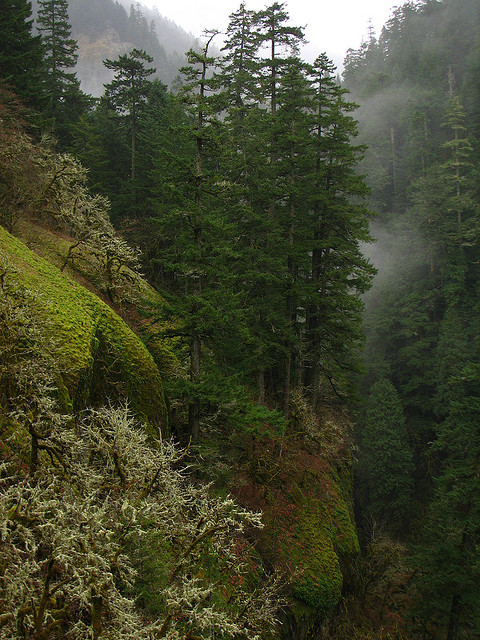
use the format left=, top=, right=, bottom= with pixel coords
left=143, top=335, right=182, bottom=381
left=290, top=466, right=359, bottom=611
left=249, top=432, right=359, bottom=617
left=290, top=504, right=343, bottom=611
left=326, top=464, right=359, bottom=556
left=0, top=225, right=168, bottom=434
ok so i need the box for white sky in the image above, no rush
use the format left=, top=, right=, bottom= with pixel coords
left=140, top=0, right=397, bottom=69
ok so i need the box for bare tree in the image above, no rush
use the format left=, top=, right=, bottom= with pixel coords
left=0, top=274, right=283, bottom=639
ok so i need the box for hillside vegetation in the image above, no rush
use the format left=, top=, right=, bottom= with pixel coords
left=344, top=0, right=480, bottom=638
left=0, top=24, right=362, bottom=637
left=4, top=0, right=479, bottom=638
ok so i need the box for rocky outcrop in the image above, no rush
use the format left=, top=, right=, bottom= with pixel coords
left=0, top=225, right=168, bottom=434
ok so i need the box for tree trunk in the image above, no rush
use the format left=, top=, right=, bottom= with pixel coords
left=284, top=151, right=296, bottom=418
left=446, top=593, right=460, bottom=640
left=391, top=127, right=397, bottom=201
left=284, top=352, right=291, bottom=419
left=131, top=121, right=136, bottom=181
left=189, top=328, right=201, bottom=443
left=258, top=369, right=265, bottom=404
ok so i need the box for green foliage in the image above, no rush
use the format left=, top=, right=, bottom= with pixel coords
left=69, top=99, right=131, bottom=216
left=0, top=0, right=46, bottom=111
left=36, top=0, right=90, bottom=142
left=37, top=0, right=78, bottom=76
left=360, top=378, right=414, bottom=531
left=0, top=225, right=167, bottom=433
left=411, top=364, right=480, bottom=637
left=103, top=48, right=155, bottom=184
left=346, top=0, right=480, bottom=636
left=1, top=7, right=374, bottom=636
left=65, top=3, right=375, bottom=439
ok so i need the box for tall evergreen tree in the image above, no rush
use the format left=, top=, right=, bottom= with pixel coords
left=254, top=2, right=304, bottom=115
left=37, top=0, right=84, bottom=126
left=303, top=54, right=374, bottom=403
left=219, top=2, right=260, bottom=165
left=153, top=32, right=232, bottom=441
left=254, top=2, right=304, bottom=223
left=69, top=99, right=130, bottom=214
left=0, top=0, right=45, bottom=110
left=104, top=49, right=155, bottom=185
left=179, top=33, right=219, bottom=441
left=360, top=377, right=414, bottom=531
left=274, top=55, right=313, bottom=413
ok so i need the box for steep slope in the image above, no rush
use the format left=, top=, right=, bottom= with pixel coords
left=343, top=0, right=480, bottom=637
left=0, top=218, right=361, bottom=638
left=0, top=224, right=168, bottom=433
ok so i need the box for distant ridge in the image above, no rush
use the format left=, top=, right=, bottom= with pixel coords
left=114, top=0, right=199, bottom=56
left=32, top=0, right=199, bottom=95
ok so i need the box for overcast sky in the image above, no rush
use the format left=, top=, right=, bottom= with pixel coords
left=140, top=0, right=397, bottom=69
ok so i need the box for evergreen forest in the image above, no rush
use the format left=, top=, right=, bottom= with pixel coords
left=0, top=0, right=479, bottom=639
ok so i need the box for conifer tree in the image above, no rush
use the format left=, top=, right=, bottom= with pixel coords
left=254, top=2, right=304, bottom=115
left=70, top=101, right=129, bottom=201
left=274, top=55, right=313, bottom=413
left=36, top=0, right=84, bottom=128
left=179, top=32, right=220, bottom=441
left=0, top=0, right=45, bottom=110
left=303, top=54, right=374, bottom=402
left=219, top=3, right=260, bottom=168
left=104, top=49, right=155, bottom=184
left=361, top=377, right=414, bottom=531
left=254, top=2, right=304, bottom=221
left=218, top=5, right=285, bottom=402
left=150, top=32, right=242, bottom=441
left=222, top=3, right=307, bottom=403
left=441, top=90, right=474, bottom=248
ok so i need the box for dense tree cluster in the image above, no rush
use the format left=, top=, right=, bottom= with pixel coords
left=0, top=0, right=374, bottom=435
left=345, top=0, right=480, bottom=637
left=3, top=0, right=434, bottom=637
left=70, top=3, right=374, bottom=439
left=6, top=0, right=480, bottom=637
left=0, top=0, right=375, bottom=635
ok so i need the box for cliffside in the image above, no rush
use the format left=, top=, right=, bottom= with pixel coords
left=0, top=224, right=168, bottom=434
left=0, top=92, right=360, bottom=639
left=200, top=404, right=359, bottom=638
left=0, top=218, right=360, bottom=637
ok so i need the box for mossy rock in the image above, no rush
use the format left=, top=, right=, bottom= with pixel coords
left=288, top=459, right=359, bottom=613
left=235, top=431, right=359, bottom=624
left=0, top=225, right=168, bottom=434
left=290, top=504, right=344, bottom=611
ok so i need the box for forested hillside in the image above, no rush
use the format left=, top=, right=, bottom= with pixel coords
left=344, top=0, right=480, bottom=638
left=1, top=0, right=479, bottom=638
left=31, top=0, right=194, bottom=94
left=0, top=1, right=371, bottom=638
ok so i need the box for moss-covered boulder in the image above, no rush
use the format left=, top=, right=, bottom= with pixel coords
left=0, top=225, right=168, bottom=434
left=232, top=419, right=359, bottom=638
